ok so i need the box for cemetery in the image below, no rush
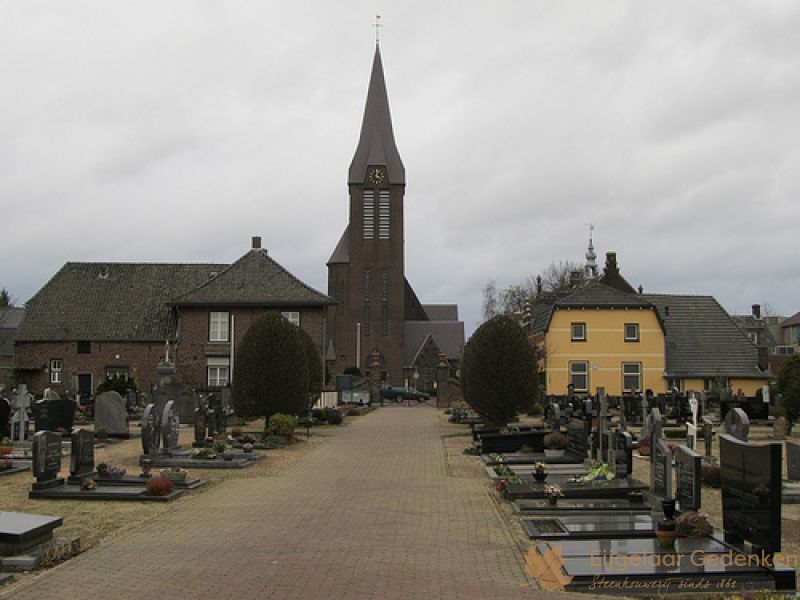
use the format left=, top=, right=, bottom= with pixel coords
left=462, top=387, right=800, bottom=595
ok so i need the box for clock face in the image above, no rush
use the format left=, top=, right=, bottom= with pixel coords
left=368, top=167, right=386, bottom=185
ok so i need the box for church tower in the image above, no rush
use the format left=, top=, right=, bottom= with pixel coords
left=327, top=44, right=410, bottom=384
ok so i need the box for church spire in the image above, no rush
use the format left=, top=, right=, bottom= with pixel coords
left=348, top=44, right=405, bottom=185
left=584, top=224, right=598, bottom=280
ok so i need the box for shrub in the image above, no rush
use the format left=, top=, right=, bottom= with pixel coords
left=527, top=402, right=544, bottom=416
left=461, top=316, right=537, bottom=427
left=231, top=312, right=309, bottom=435
left=261, top=434, right=285, bottom=449
left=326, top=409, right=343, bottom=425
left=778, top=354, right=800, bottom=422
left=268, top=413, right=298, bottom=438
left=145, top=477, right=175, bottom=496
left=96, top=375, right=137, bottom=396
left=543, top=431, right=567, bottom=450
left=344, top=407, right=361, bottom=417
left=297, top=327, right=323, bottom=409
left=676, top=511, right=713, bottom=537
left=312, top=408, right=328, bottom=421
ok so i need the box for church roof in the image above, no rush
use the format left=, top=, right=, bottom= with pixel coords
left=348, top=45, right=405, bottom=185
left=422, top=304, right=459, bottom=321
left=327, top=226, right=350, bottom=265
left=172, top=248, right=333, bottom=307
left=405, top=320, right=465, bottom=367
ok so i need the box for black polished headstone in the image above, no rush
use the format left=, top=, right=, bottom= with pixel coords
left=675, top=445, right=702, bottom=511
left=787, top=440, right=800, bottom=482
left=720, top=433, right=781, bottom=555
left=565, top=419, right=588, bottom=461
left=723, top=407, right=750, bottom=442
left=703, top=416, right=714, bottom=457
left=651, top=437, right=673, bottom=499
left=548, top=403, right=561, bottom=430
left=69, top=428, right=95, bottom=477
left=614, top=431, right=633, bottom=479
left=34, top=395, right=76, bottom=433
left=32, top=430, right=63, bottom=488
left=0, top=397, right=10, bottom=438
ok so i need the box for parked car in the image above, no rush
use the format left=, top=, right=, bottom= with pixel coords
left=380, top=384, right=430, bottom=403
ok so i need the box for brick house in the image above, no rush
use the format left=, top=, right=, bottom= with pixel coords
left=14, top=237, right=332, bottom=397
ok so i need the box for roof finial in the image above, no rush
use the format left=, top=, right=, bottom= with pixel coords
left=374, top=14, right=383, bottom=44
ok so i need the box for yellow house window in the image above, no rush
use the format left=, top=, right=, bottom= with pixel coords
left=622, top=362, right=642, bottom=392
left=570, top=361, right=589, bottom=392
left=624, top=323, right=640, bottom=342
left=571, top=322, right=586, bottom=342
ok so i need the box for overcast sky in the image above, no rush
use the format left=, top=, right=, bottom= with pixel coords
left=2, top=1, right=798, bottom=335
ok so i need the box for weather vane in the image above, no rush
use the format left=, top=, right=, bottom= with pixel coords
left=374, top=14, right=383, bottom=44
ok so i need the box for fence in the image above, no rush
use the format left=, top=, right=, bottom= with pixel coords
left=314, top=391, right=339, bottom=409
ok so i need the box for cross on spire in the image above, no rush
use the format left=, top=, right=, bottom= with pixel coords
left=374, top=14, right=383, bottom=44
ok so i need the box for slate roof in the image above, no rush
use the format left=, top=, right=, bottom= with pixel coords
left=405, top=320, right=465, bottom=367
left=554, top=280, right=652, bottom=309
left=0, top=307, right=25, bottom=356
left=730, top=314, right=778, bottom=348
left=642, top=294, right=765, bottom=379
left=171, top=249, right=333, bottom=307
left=327, top=226, right=350, bottom=265
left=17, top=262, right=226, bottom=342
left=422, top=304, right=459, bottom=321
left=783, top=311, right=800, bottom=328
left=348, top=44, right=405, bottom=185
left=404, top=279, right=430, bottom=321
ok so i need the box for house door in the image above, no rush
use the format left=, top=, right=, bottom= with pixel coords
left=77, top=374, right=92, bottom=402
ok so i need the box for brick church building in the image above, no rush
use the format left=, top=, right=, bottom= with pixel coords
left=326, top=44, right=464, bottom=388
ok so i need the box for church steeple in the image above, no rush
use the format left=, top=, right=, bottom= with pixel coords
left=584, top=225, right=598, bottom=280
left=348, top=44, right=405, bottom=185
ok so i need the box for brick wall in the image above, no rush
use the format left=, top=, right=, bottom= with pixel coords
left=15, top=340, right=165, bottom=396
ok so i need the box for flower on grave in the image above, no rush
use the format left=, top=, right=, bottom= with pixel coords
left=544, top=484, right=563, bottom=498
left=533, top=462, right=547, bottom=473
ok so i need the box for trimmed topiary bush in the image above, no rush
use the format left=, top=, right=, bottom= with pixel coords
left=344, top=407, right=361, bottom=417
left=461, top=316, right=538, bottom=427
left=268, top=413, right=298, bottom=439
left=543, top=431, right=567, bottom=450
left=232, top=312, right=309, bottom=435
left=297, top=326, right=323, bottom=409
left=326, top=409, right=343, bottom=425
left=778, top=354, right=800, bottom=423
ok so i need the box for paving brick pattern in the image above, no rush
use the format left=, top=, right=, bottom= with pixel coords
left=4, top=406, right=563, bottom=599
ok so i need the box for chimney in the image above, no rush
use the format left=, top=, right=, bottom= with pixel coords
left=604, top=252, right=619, bottom=275
left=752, top=304, right=761, bottom=319
left=252, top=236, right=261, bottom=250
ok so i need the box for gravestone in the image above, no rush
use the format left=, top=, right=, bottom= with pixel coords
left=69, top=428, right=95, bottom=478
left=597, top=389, right=608, bottom=463
left=160, top=400, right=180, bottom=453
left=651, top=437, right=673, bottom=499
left=194, top=401, right=208, bottom=445
left=686, top=393, right=698, bottom=451
left=94, top=391, right=129, bottom=437
left=565, top=419, right=589, bottom=461
left=548, top=403, right=561, bottom=430
left=174, top=387, right=197, bottom=425
left=208, top=393, right=227, bottom=435
left=32, top=431, right=64, bottom=489
left=773, top=416, right=788, bottom=438
left=724, top=407, right=750, bottom=442
left=141, top=403, right=160, bottom=455
left=720, top=433, right=782, bottom=556
left=34, top=394, right=76, bottom=433
left=675, top=445, right=702, bottom=511
left=0, top=397, right=10, bottom=438
left=787, top=440, right=800, bottom=482
left=613, top=431, right=633, bottom=480
left=703, top=416, right=714, bottom=457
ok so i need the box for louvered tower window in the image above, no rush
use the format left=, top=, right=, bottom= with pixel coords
left=378, top=190, right=390, bottom=240
left=362, top=190, right=375, bottom=239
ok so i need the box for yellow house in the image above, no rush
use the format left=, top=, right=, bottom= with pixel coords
left=529, top=252, right=770, bottom=397
left=534, top=282, right=666, bottom=396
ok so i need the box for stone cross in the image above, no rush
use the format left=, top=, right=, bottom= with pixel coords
left=686, top=392, right=698, bottom=451
left=702, top=416, right=714, bottom=457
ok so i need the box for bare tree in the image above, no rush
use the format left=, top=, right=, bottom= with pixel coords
left=0, top=288, right=12, bottom=307
left=481, top=280, right=499, bottom=322
left=540, top=260, right=583, bottom=292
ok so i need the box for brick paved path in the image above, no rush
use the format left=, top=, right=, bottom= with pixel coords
left=4, top=406, right=563, bottom=599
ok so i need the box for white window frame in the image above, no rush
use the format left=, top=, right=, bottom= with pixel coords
left=209, top=311, right=230, bottom=342
left=569, top=361, right=588, bottom=392
left=571, top=322, right=586, bottom=342
left=50, top=359, right=63, bottom=384
left=105, top=367, right=130, bottom=382
left=282, top=311, right=300, bottom=327
left=622, top=362, right=642, bottom=393
left=624, top=323, right=640, bottom=342
left=207, top=356, right=230, bottom=387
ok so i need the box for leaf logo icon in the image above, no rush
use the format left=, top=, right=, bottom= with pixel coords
left=524, top=544, right=573, bottom=591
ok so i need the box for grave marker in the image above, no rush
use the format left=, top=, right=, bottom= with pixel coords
left=675, top=445, right=702, bottom=511
left=32, top=430, right=63, bottom=489
left=787, top=440, right=800, bottom=482
left=565, top=419, right=589, bottom=461
left=0, top=397, right=10, bottom=438
left=651, top=437, right=673, bottom=499
left=720, top=433, right=782, bottom=556
left=614, top=431, right=633, bottom=480
left=724, top=407, right=750, bottom=442
left=34, top=394, right=76, bottom=433
left=94, top=391, right=129, bottom=437
left=160, top=400, right=180, bottom=452
left=141, top=403, right=160, bottom=455
left=69, top=428, right=95, bottom=478
left=686, top=392, right=698, bottom=451
left=703, top=417, right=714, bottom=457
left=548, top=403, right=560, bottom=431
